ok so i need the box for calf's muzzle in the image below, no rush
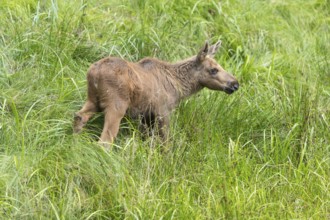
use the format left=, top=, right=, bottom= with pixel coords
left=225, top=80, right=239, bottom=94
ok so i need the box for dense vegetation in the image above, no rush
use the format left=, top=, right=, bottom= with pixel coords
left=0, top=0, right=329, bottom=219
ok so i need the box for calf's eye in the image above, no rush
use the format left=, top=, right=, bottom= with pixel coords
left=209, top=68, right=218, bottom=75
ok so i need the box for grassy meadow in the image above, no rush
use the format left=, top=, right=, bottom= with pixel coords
left=0, top=0, right=329, bottom=219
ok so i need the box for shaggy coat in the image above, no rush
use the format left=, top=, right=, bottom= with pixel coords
left=73, top=40, right=239, bottom=144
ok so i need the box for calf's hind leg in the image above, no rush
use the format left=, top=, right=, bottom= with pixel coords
left=99, top=104, right=127, bottom=144
left=73, top=100, right=98, bottom=133
left=74, top=72, right=100, bottom=134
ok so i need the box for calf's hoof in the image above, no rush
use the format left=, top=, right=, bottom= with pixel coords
left=98, top=141, right=112, bottom=151
left=73, top=113, right=84, bottom=133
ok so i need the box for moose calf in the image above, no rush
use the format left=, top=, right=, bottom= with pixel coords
left=73, top=40, right=239, bottom=144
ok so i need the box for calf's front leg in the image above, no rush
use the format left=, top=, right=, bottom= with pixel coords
left=157, top=115, right=170, bottom=141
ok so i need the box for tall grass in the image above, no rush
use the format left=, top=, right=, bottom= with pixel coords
left=0, top=0, right=329, bottom=219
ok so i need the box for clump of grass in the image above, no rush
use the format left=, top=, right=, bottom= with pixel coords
left=0, top=0, right=329, bottom=219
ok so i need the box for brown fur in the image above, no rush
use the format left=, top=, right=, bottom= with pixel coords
left=73, top=40, right=239, bottom=144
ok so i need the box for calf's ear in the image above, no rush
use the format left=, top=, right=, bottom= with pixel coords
left=196, top=41, right=209, bottom=63
left=208, top=40, right=222, bottom=58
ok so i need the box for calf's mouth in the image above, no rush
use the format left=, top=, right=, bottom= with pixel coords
left=224, top=81, right=239, bottom=94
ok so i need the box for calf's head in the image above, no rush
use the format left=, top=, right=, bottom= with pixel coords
left=195, top=41, right=239, bottom=94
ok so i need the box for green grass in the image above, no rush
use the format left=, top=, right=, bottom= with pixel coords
left=0, top=0, right=329, bottom=219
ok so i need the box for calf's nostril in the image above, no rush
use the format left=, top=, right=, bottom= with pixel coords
left=227, top=81, right=239, bottom=91
left=233, top=82, right=239, bottom=90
